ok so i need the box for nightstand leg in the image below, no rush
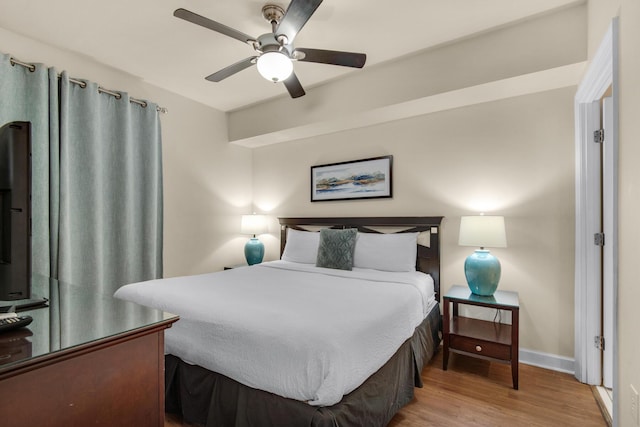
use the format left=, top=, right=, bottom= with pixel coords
left=443, top=340, right=449, bottom=370
left=443, top=298, right=450, bottom=370
left=512, top=309, right=519, bottom=389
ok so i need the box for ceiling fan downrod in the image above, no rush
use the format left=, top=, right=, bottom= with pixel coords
left=262, top=4, right=285, bottom=33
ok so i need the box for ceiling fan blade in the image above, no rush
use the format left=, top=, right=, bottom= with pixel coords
left=295, top=48, right=366, bottom=68
left=174, top=8, right=255, bottom=44
left=283, top=72, right=306, bottom=98
left=275, top=0, right=323, bottom=44
left=205, top=57, right=257, bottom=82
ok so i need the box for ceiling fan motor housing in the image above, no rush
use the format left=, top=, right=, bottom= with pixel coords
left=256, top=33, right=286, bottom=55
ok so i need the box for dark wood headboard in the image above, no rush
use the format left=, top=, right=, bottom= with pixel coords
left=278, top=217, right=444, bottom=301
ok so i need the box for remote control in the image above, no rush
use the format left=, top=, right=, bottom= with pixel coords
left=0, top=314, right=33, bottom=333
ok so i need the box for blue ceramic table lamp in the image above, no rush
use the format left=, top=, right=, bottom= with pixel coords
left=458, top=215, right=507, bottom=296
left=241, top=214, right=267, bottom=265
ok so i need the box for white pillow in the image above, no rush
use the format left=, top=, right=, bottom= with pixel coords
left=353, top=232, right=418, bottom=272
left=281, top=228, right=320, bottom=264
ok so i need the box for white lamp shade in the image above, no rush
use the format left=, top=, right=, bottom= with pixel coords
left=241, top=214, right=267, bottom=236
left=256, top=52, right=293, bottom=82
left=458, top=215, right=507, bottom=248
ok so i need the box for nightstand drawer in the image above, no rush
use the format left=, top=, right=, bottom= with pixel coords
left=449, top=335, right=511, bottom=360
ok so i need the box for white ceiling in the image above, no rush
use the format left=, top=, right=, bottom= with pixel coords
left=0, top=0, right=580, bottom=112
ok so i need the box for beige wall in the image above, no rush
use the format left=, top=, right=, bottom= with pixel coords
left=588, top=0, right=640, bottom=425
left=253, top=87, right=576, bottom=357
left=0, top=26, right=253, bottom=278
left=618, top=2, right=640, bottom=425
left=587, top=0, right=621, bottom=57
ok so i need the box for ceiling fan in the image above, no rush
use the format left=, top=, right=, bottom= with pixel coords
left=174, top=0, right=367, bottom=98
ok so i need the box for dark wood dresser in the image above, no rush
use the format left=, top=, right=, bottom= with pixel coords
left=0, top=275, right=178, bottom=427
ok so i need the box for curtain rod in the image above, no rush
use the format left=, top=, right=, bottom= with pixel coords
left=9, top=56, right=168, bottom=114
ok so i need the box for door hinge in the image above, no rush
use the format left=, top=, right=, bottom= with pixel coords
left=594, top=335, right=605, bottom=350
left=594, top=129, right=604, bottom=143
left=594, top=232, right=605, bottom=246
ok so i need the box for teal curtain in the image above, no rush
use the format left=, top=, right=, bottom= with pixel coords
left=54, top=73, right=163, bottom=291
left=1, top=54, right=163, bottom=294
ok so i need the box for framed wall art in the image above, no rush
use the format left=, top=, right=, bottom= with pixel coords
left=310, top=155, right=393, bottom=202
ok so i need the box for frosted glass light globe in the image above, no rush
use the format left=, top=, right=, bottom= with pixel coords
left=256, top=52, right=293, bottom=82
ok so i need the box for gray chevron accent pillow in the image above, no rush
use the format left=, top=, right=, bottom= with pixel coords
left=316, top=228, right=358, bottom=271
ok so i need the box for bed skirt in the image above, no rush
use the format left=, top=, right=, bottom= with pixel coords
left=165, top=304, right=441, bottom=427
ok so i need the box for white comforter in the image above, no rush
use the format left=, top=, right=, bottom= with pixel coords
left=114, top=261, right=434, bottom=406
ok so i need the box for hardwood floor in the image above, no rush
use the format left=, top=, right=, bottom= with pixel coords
left=165, top=349, right=606, bottom=427
left=388, top=351, right=605, bottom=427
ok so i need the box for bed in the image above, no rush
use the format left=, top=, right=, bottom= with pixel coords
left=115, top=216, right=443, bottom=427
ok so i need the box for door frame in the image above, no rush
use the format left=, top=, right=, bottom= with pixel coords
left=574, top=17, right=619, bottom=425
left=602, top=95, right=616, bottom=389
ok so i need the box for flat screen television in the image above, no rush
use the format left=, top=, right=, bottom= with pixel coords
left=0, top=121, right=31, bottom=301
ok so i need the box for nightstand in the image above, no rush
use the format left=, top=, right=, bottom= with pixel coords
left=442, top=285, right=520, bottom=389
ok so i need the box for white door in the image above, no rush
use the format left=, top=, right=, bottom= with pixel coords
left=574, top=99, right=603, bottom=385
left=602, top=96, right=616, bottom=389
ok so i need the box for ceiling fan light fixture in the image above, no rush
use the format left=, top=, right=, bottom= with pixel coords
left=256, top=51, right=293, bottom=82
left=174, top=1, right=367, bottom=98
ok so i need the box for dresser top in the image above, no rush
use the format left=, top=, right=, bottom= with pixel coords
left=0, top=275, right=177, bottom=373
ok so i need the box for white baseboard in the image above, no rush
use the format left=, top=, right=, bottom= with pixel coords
left=519, top=348, right=575, bottom=374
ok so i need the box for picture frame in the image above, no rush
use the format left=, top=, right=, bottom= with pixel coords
left=310, top=155, right=393, bottom=202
